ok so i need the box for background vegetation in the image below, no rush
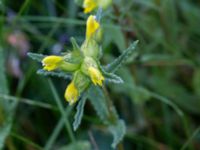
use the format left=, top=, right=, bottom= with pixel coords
left=0, top=0, right=200, bottom=149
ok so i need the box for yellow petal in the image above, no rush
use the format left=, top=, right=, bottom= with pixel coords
left=64, top=82, right=79, bottom=105
left=42, top=56, right=63, bottom=71
left=88, top=67, right=104, bottom=86
left=86, top=15, right=100, bottom=39
left=83, top=0, right=97, bottom=13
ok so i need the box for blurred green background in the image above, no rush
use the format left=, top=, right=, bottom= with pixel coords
left=0, top=0, right=200, bottom=149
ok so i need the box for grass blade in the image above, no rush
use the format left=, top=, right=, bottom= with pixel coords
left=181, top=127, right=200, bottom=150
left=48, top=79, right=75, bottom=142
left=44, top=106, right=73, bottom=150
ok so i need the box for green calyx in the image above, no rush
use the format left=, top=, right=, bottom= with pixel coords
left=80, top=57, right=98, bottom=76
left=73, top=70, right=90, bottom=93
left=61, top=48, right=84, bottom=72
left=81, top=39, right=100, bottom=58
left=59, top=61, right=81, bottom=72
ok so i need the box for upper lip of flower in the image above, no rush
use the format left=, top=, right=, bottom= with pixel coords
left=88, top=66, right=104, bottom=86
left=86, top=15, right=100, bottom=39
left=65, top=81, right=79, bottom=105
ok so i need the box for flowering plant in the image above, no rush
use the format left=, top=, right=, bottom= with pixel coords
left=28, top=0, right=138, bottom=148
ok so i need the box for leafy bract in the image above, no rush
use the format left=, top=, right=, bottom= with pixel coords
left=105, top=40, right=139, bottom=73
left=73, top=93, right=88, bottom=131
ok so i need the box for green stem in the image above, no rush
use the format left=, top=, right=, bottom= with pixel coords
left=13, top=0, right=32, bottom=24
left=181, top=127, right=200, bottom=150
left=0, top=94, right=57, bottom=110
left=48, top=79, right=75, bottom=143
left=181, top=116, right=194, bottom=150
left=11, top=132, right=43, bottom=150
left=44, top=106, right=73, bottom=150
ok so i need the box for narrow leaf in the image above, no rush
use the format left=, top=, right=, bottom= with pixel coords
left=88, top=85, right=126, bottom=148
left=0, top=47, right=17, bottom=149
left=104, top=72, right=124, bottom=84
left=149, top=91, right=184, bottom=117
left=73, top=93, right=88, bottom=131
left=109, top=119, right=126, bottom=148
left=27, top=52, right=45, bottom=62
left=98, top=62, right=123, bottom=84
left=70, top=37, right=80, bottom=51
left=88, top=86, right=109, bottom=122
left=105, top=40, right=139, bottom=73
left=37, top=69, right=71, bottom=79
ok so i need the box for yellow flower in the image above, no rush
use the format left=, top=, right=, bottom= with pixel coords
left=86, top=15, right=100, bottom=39
left=83, top=0, right=97, bottom=13
left=83, top=0, right=112, bottom=13
left=42, top=56, right=63, bottom=71
left=64, top=82, right=79, bottom=105
left=88, top=66, right=104, bottom=86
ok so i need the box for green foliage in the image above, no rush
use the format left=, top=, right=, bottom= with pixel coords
left=73, top=93, right=88, bottom=131
left=109, top=119, right=126, bottom=148
left=70, top=37, right=80, bottom=51
left=111, top=67, right=151, bottom=104
left=88, top=85, right=126, bottom=148
left=88, top=86, right=109, bottom=122
left=105, top=40, right=139, bottom=73
left=103, top=72, right=124, bottom=84
left=103, top=25, right=126, bottom=52
left=2, top=0, right=200, bottom=149
left=192, top=69, right=200, bottom=96
left=0, top=48, right=16, bottom=149
left=58, top=141, right=91, bottom=150
left=74, top=0, right=83, bottom=7
left=27, top=52, right=45, bottom=62
left=99, top=64, right=124, bottom=84
left=37, top=69, right=72, bottom=79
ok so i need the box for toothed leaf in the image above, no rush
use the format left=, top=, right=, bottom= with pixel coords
left=105, top=41, right=139, bottom=73
left=37, top=69, right=71, bottom=79
left=73, top=93, right=88, bottom=131
left=27, top=52, right=46, bottom=62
